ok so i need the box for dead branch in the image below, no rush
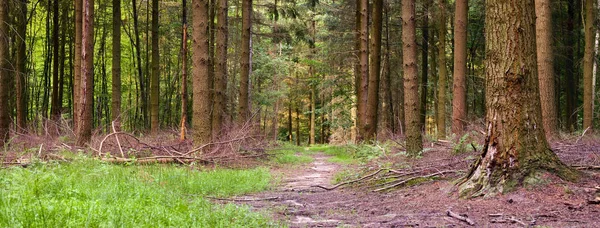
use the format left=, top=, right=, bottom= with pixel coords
left=205, top=196, right=280, bottom=202
left=101, top=156, right=211, bottom=165
left=373, top=170, right=459, bottom=192
left=112, top=121, right=125, bottom=158
left=446, top=210, right=475, bottom=226
left=573, top=165, right=600, bottom=170
left=182, top=136, right=251, bottom=156
left=312, top=168, right=386, bottom=190
left=508, top=216, right=527, bottom=227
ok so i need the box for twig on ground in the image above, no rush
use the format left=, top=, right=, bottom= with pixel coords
left=575, top=127, right=591, bottom=144
left=373, top=170, right=459, bottom=192
left=312, top=169, right=386, bottom=190
left=446, top=210, right=475, bottom=226
left=508, top=216, right=527, bottom=227
left=573, top=165, right=600, bottom=170
left=205, top=196, right=280, bottom=202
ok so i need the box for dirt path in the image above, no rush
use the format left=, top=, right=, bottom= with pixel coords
left=241, top=150, right=600, bottom=227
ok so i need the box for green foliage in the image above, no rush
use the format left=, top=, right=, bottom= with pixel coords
left=0, top=159, right=276, bottom=227
left=269, top=142, right=314, bottom=165
left=452, top=132, right=482, bottom=154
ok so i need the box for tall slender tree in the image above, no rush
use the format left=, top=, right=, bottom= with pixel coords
left=74, top=0, right=83, bottom=131
left=451, top=0, right=467, bottom=135
left=356, top=0, right=369, bottom=141
left=436, top=0, right=447, bottom=139
left=112, top=0, right=122, bottom=128
left=535, top=0, right=558, bottom=138
left=77, top=0, right=94, bottom=146
left=583, top=0, right=595, bottom=130
left=420, top=0, right=430, bottom=128
left=365, top=0, right=383, bottom=140
left=0, top=0, right=9, bottom=147
left=192, top=0, right=212, bottom=147
left=150, top=0, right=160, bottom=133
left=402, top=0, right=422, bottom=155
left=51, top=0, right=61, bottom=131
left=181, top=0, right=189, bottom=141
left=15, top=0, right=27, bottom=132
left=458, top=0, right=576, bottom=197
left=211, top=0, right=228, bottom=138
left=238, top=0, right=252, bottom=123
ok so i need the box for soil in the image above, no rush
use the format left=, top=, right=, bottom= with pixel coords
left=238, top=144, right=600, bottom=227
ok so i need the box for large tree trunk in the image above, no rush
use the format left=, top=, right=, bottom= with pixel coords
left=15, top=0, right=27, bottom=132
left=74, top=0, right=82, bottom=132
left=150, top=0, right=160, bottom=133
left=76, top=0, right=94, bottom=146
left=565, top=0, right=576, bottom=132
left=212, top=0, right=228, bottom=138
left=535, top=0, right=558, bottom=138
left=0, top=0, right=9, bottom=147
left=436, top=0, right=447, bottom=139
left=356, top=0, right=369, bottom=141
left=365, top=0, right=383, bottom=141
left=238, top=0, right=252, bottom=123
left=458, top=0, right=577, bottom=198
left=583, top=0, right=595, bottom=130
left=112, top=0, right=122, bottom=128
left=181, top=0, right=188, bottom=141
left=192, top=0, right=212, bottom=147
left=451, top=0, right=467, bottom=135
left=402, top=0, right=422, bottom=155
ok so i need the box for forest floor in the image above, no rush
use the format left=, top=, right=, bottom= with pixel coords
left=232, top=141, right=600, bottom=227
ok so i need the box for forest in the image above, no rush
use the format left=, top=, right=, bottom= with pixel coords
left=0, top=0, right=600, bottom=226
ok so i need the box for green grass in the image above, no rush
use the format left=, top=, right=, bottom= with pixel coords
left=0, top=158, right=277, bottom=227
left=308, top=145, right=357, bottom=164
left=271, top=148, right=314, bottom=165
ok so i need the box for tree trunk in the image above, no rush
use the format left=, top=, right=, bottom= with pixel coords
left=0, top=0, right=9, bottom=146
left=402, top=0, right=422, bottom=155
left=365, top=0, right=383, bottom=141
left=150, top=0, right=160, bottom=133
left=192, top=0, right=212, bottom=147
left=51, top=0, right=61, bottom=134
left=212, top=0, right=228, bottom=138
left=420, top=0, right=430, bottom=129
left=452, top=0, right=467, bottom=136
left=382, top=2, right=394, bottom=133
left=458, top=0, right=577, bottom=198
left=181, top=0, right=188, bottom=141
left=436, top=0, right=447, bottom=139
left=15, top=0, right=27, bottom=133
left=357, top=0, right=369, bottom=141
left=565, top=0, right=576, bottom=132
left=535, top=0, right=558, bottom=138
left=76, top=0, right=94, bottom=146
left=288, top=101, right=293, bottom=142
left=132, top=0, right=147, bottom=129
left=583, top=0, right=594, bottom=130
left=112, top=0, right=122, bottom=129
left=74, top=0, right=82, bottom=132
left=238, top=0, right=252, bottom=123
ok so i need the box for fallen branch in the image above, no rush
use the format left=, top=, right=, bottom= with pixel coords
left=101, top=156, right=211, bottom=165
left=446, top=210, right=475, bottom=226
left=112, top=121, right=125, bottom=158
left=373, top=170, right=459, bottom=192
left=573, top=165, right=600, bottom=170
left=312, top=168, right=386, bottom=190
left=205, top=196, right=280, bottom=202
left=508, top=216, right=527, bottom=227
left=182, top=136, right=251, bottom=156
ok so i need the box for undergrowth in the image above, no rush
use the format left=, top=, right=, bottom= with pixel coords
left=269, top=143, right=314, bottom=165
left=0, top=157, right=276, bottom=227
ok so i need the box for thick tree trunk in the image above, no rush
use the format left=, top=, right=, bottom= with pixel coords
left=238, top=0, right=252, bottom=123
left=150, top=0, right=160, bottom=133
left=15, top=0, right=27, bottom=132
left=192, top=0, right=212, bottom=147
left=436, top=0, right=447, bottom=139
left=112, top=0, right=122, bottom=129
left=458, top=0, right=577, bottom=198
left=357, top=0, right=369, bottom=141
left=0, top=0, right=9, bottom=146
left=74, top=0, right=82, bottom=131
left=402, top=0, right=422, bottom=155
left=535, top=0, right=558, bottom=138
left=452, top=0, right=467, bottom=135
left=212, top=0, right=228, bottom=139
left=565, top=1, right=576, bottom=132
left=180, top=0, right=188, bottom=141
left=583, top=0, right=595, bottom=130
left=365, top=0, right=383, bottom=141
left=76, top=0, right=94, bottom=146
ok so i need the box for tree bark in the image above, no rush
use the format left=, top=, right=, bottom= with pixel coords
left=238, top=0, right=252, bottom=123
left=452, top=0, right=467, bottom=135
left=212, top=0, right=228, bottom=139
left=112, top=0, right=122, bottom=129
left=458, top=0, right=577, bottom=198
left=0, top=0, right=9, bottom=146
left=565, top=0, right=576, bottom=132
left=76, top=0, right=94, bottom=146
left=51, top=0, right=61, bottom=132
left=192, top=0, right=212, bottom=147
left=402, top=0, right=423, bottom=155
left=535, top=0, right=558, bottom=138
left=365, top=0, right=383, bottom=141
left=357, top=0, right=369, bottom=141
left=181, top=0, right=188, bottom=141
left=150, top=0, right=160, bottom=133
left=436, top=0, right=447, bottom=139
left=74, top=0, right=82, bottom=131
left=420, top=0, right=430, bottom=129
left=583, top=0, right=595, bottom=130
left=15, top=0, right=27, bottom=132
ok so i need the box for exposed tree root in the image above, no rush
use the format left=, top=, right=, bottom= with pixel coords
left=446, top=209, right=475, bottom=226
left=312, top=169, right=386, bottom=190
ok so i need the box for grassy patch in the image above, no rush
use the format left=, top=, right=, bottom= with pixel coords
left=0, top=159, right=276, bottom=227
left=269, top=144, right=314, bottom=165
